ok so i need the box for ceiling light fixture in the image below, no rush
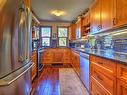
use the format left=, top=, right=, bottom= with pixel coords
left=51, top=10, right=65, bottom=16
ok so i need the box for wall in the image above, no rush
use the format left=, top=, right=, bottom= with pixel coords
left=39, top=21, right=71, bottom=34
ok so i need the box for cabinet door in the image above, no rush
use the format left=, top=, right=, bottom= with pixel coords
left=71, top=51, right=80, bottom=75
left=114, top=0, right=127, bottom=27
left=101, top=0, right=113, bottom=31
left=90, top=1, right=97, bottom=34
left=117, top=64, right=127, bottom=83
left=90, top=0, right=101, bottom=34
left=117, top=79, right=127, bottom=95
left=69, top=24, right=76, bottom=40
left=54, top=51, right=63, bottom=63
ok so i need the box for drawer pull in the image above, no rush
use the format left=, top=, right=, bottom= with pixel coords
left=97, top=75, right=103, bottom=81
left=98, top=62, right=103, bottom=65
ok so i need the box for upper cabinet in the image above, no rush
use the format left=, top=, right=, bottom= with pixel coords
left=101, top=0, right=113, bottom=31
left=90, top=0, right=127, bottom=34
left=69, top=23, right=76, bottom=41
left=113, top=0, right=127, bottom=27
left=90, top=0, right=101, bottom=34
left=76, top=20, right=82, bottom=39
left=82, top=12, right=90, bottom=36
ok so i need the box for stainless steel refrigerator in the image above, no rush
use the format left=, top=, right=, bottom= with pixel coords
left=0, top=0, right=33, bottom=95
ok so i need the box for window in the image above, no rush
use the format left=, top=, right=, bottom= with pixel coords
left=58, top=27, right=68, bottom=47
left=76, top=27, right=81, bottom=39
left=41, top=27, right=51, bottom=47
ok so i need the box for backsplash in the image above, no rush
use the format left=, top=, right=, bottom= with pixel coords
left=70, top=28, right=127, bottom=53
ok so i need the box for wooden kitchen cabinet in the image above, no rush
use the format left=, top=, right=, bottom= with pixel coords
left=90, top=0, right=114, bottom=34
left=90, top=55, right=117, bottom=95
left=91, top=77, right=111, bottom=95
left=90, top=0, right=127, bottom=34
left=42, top=49, right=53, bottom=64
left=117, top=79, right=127, bottom=95
left=31, top=51, right=37, bottom=81
left=101, top=0, right=113, bottom=31
left=90, top=55, right=127, bottom=95
left=82, top=12, right=90, bottom=36
left=117, top=64, right=127, bottom=95
left=117, top=64, right=127, bottom=82
left=113, top=0, right=127, bottom=27
left=53, top=50, right=63, bottom=63
left=42, top=48, right=71, bottom=65
left=71, top=50, right=80, bottom=76
left=69, top=23, right=76, bottom=41
left=90, top=0, right=101, bottom=34
left=62, top=49, right=71, bottom=64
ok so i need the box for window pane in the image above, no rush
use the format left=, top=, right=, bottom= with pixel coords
left=58, top=28, right=68, bottom=37
left=76, top=28, right=81, bottom=39
left=41, top=27, right=51, bottom=37
left=59, top=38, right=67, bottom=46
left=42, top=38, right=50, bottom=46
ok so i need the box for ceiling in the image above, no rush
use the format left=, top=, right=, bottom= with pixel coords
left=31, top=0, right=94, bottom=22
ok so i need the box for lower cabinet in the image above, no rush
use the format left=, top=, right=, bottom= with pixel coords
left=90, top=55, right=127, bottom=95
left=42, top=48, right=71, bottom=65
left=117, top=64, right=127, bottom=95
left=117, top=79, right=127, bottom=95
left=71, top=50, right=80, bottom=76
left=31, top=51, right=37, bottom=81
left=91, top=77, right=111, bottom=95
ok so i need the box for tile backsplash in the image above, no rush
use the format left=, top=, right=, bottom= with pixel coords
left=70, top=28, right=127, bottom=53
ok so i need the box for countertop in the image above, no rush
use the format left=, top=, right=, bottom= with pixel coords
left=72, top=48, right=127, bottom=65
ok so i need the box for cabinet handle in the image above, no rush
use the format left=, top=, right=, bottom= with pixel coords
left=98, top=62, right=103, bottom=65
left=97, top=75, right=103, bottom=81
left=0, top=62, right=33, bottom=86
left=113, top=18, right=117, bottom=25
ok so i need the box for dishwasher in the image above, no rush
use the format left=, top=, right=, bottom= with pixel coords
left=80, top=52, right=90, bottom=91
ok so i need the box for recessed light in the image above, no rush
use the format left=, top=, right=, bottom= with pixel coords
left=51, top=10, right=65, bottom=16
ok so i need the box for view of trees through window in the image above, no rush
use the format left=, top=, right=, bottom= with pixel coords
left=41, top=27, right=51, bottom=47
left=40, top=26, right=68, bottom=47
left=58, top=27, right=68, bottom=47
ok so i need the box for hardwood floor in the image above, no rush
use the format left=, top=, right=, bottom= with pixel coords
left=30, top=65, right=89, bottom=95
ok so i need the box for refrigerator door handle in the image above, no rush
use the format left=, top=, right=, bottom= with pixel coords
left=0, top=62, right=34, bottom=86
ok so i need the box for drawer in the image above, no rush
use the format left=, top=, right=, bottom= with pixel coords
left=90, top=77, right=110, bottom=95
left=91, top=67, right=116, bottom=95
left=90, top=55, right=116, bottom=76
left=117, top=64, right=127, bottom=82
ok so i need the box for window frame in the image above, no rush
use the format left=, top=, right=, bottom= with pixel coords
left=57, top=26, right=69, bottom=47
left=40, top=26, right=52, bottom=47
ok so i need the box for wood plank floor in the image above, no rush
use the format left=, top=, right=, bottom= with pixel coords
left=31, top=65, right=89, bottom=95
